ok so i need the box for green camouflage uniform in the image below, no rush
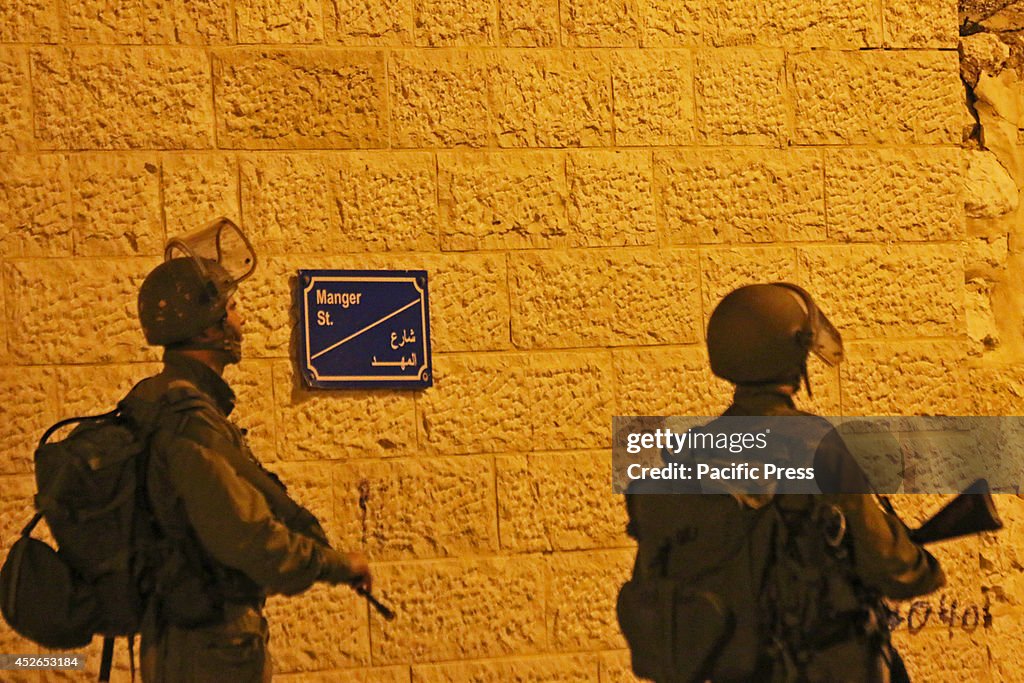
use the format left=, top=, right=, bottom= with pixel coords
left=132, top=351, right=355, bottom=682
left=625, top=385, right=945, bottom=683
left=727, top=385, right=944, bottom=682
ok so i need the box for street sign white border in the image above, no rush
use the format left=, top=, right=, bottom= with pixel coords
left=302, top=275, right=429, bottom=383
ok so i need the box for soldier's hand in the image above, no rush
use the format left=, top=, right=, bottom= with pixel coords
left=344, top=551, right=372, bottom=592
left=320, top=548, right=371, bottom=591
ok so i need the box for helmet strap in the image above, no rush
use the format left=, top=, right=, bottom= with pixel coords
left=801, top=359, right=813, bottom=399
left=168, top=318, right=241, bottom=365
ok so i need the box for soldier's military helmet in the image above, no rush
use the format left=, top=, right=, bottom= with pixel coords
left=706, top=283, right=843, bottom=388
left=138, top=217, right=256, bottom=347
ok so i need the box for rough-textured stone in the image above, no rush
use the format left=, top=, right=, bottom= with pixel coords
left=490, top=50, right=613, bottom=147
left=70, top=0, right=231, bottom=46
left=65, top=0, right=146, bottom=43
left=70, top=154, right=163, bottom=256
left=265, top=584, right=370, bottom=672
left=612, top=50, right=694, bottom=145
left=498, top=450, right=630, bottom=552
left=418, top=353, right=532, bottom=454
left=891, top=625, right=989, bottom=680
left=236, top=0, right=323, bottom=43
left=162, top=153, right=240, bottom=237
left=418, top=351, right=612, bottom=454
left=245, top=253, right=508, bottom=357
left=54, top=362, right=161, bottom=418
left=561, top=0, right=639, bottom=46
left=613, top=346, right=726, bottom=417
left=415, top=0, right=496, bottom=45
left=413, top=654, right=597, bottom=682
left=960, top=32, right=1011, bottom=86
left=273, top=360, right=417, bottom=460
left=884, top=0, right=958, bottom=48
left=656, top=150, right=825, bottom=244
left=641, top=0, right=712, bottom=46
left=32, top=47, right=214, bottom=150
left=4, top=258, right=157, bottom=365
left=144, top=0, right=232, bottom=44
left=975, top=70, right=1024, bottom=127
left=0, top=368, right=53, bottom=475
left=370, top=557, right=546, bottom=663
left=969, top=364, right=1024, bottom=415
left=390, top=50, right=491, bottom=148
left=240, top=154, right=333, bottom=255
left=326, top=0, right=411, bottom=45
left=262, top=460, right=341, bottom=539
left=841, top=341, right=969, bottom=416
left=438, top=151, right=566, bottom=250
left=966, top=276, right=1001, bottom=354
left=791, top=51, right=961, bottom=144
left=0, top=0, right=60, bottom=42
left=332, top=457, right=497, bottom=560
left=980, top=496, right=1024, bottom=608
left=715, top=0, right=881, bottom=47
left=700, top=246, right=799, bottom=316
left=798, top=361, right=843, bottom=417
left=798, top=246, right=964, bottom=340
left=566, top=151, right=656, bottom=247
left=0, top=49, right=32, bottom=152
left=276, top=668, right=409, bottom=683
left=981, top=606, right=1024, bottom=682
left=0, top=154, right=71, bottom=258
left=0, top=474, right=37, bottom=560
left=548, top=550, right=633, bottom=650
left=696, top=49, right=786, bottom=144
left=0, top=289, right=6, bottom=364
left=510, top=249, right=701, bottom=348
left=499, top=0, right=559, bottom=46
left=965, top=149, right=1018, bottom=218
left=330, top=152, right=438, bottom=251
left=599, top=650, right=644, bottom=683
left=244, top=150, right=440, bottom=253
left=826, top=148, right=964, bottom=241
left=213, top=49, right=386, bottom=149
left=527, top=352, right=614, bottom=449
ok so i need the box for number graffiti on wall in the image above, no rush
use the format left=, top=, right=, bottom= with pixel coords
left=886, top=593, right=993, bottom=634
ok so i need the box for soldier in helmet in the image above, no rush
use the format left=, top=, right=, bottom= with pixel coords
left=130, top=218, right=370, bottom=681
left=621, top=283, right=943, bottom=683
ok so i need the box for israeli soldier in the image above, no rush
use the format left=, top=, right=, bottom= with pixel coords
left=621, top=283, right=944, bottom=683
left=131, top=218, right=370, bottom=682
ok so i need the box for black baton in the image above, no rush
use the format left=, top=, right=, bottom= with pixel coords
left=355, top=585, right=396, bottom=621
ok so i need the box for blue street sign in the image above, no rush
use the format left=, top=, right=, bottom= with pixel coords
left=297, top=269, right=432, bottom=389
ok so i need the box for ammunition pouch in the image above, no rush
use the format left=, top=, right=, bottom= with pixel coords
left=617, top=579, right=733, bottom=683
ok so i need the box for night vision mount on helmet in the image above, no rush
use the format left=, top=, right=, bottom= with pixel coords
left=138, top=217, right=257, bottom=352
left=706, top=283, right=843, bottom=395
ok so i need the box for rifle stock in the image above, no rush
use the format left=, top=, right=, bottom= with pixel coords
left=910, top=479, right=1004, bottom=545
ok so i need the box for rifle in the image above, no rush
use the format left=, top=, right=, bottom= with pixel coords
left=910, top=479, right=1004, bottom=545
left=226, top=438, right=398, bottom=620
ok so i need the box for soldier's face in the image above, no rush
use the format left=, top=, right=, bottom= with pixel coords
left=220, top=297, right=244, bottom=365
left=225, top=298, right=244, bottom=338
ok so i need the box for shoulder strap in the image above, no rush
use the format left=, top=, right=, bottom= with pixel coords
left=98, top=637, right=114, bottom=682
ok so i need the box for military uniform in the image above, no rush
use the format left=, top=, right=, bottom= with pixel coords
left=620, top=283, right=945, bottom=683
left=724, top=385, right=944, bottom=683
left=130, top=351, right=356, bottom=682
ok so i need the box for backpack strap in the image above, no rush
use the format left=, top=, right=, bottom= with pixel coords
left=98, top=637, right=113, bottom=682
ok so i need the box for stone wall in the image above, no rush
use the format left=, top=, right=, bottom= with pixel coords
left=1, top=0, right=1023, bottom=680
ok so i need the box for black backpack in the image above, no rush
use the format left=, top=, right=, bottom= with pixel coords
left=0, top=392, right=164, bottom=681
